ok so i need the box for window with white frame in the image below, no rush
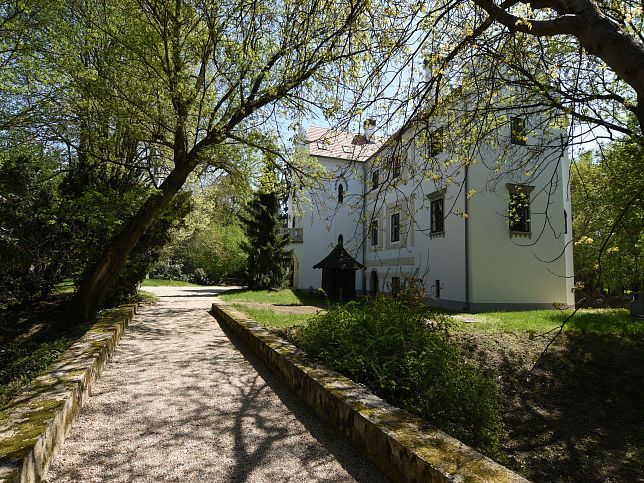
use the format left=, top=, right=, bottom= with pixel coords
left=430, top=198, right=444, bottom=233
left=371, top=169, right=379, bottom=190
left=430, top=127, right=444, bottom=156
left=511, top=116, right=527, bottom=145
left=370, top=220, right=378, bottom=246
left=392, top=156, right=401, bottom=178
left=507, top=184, right=533, bottom=233
left=391, top=213, right=400, bottom=242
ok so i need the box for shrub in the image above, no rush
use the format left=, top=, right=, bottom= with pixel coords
left=297, top=292, right=503, bottom=455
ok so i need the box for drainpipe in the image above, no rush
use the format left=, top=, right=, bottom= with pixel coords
left=361, top=158, right=367, bottom=295
left=464, top=165, right=471, bottom=312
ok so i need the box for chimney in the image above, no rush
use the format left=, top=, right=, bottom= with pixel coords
left=363, top=119, right=376, bottom=143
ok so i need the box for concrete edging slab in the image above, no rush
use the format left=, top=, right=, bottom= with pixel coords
left=211, top=300, right=529, bottom=483
left=0, top=304, right=137, bottom=483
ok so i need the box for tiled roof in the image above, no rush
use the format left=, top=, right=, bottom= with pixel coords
left=305, top=126, right=383, bottom=162
left=313, top=243, right=366, bottom=270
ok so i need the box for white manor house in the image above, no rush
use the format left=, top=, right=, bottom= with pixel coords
left=286, top=113, right=575, bottom=312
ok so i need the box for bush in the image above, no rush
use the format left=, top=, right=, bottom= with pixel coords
left=297, top=292, right=503, bottom=455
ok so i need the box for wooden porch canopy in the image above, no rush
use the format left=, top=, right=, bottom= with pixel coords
left=313, top=242, right=365, bottom=300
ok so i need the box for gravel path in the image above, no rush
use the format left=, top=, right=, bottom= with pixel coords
left=47, top=286, right=387, bottom=482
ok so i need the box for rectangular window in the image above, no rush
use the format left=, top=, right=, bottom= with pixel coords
left=435, top=279, right=440, bottom=298
left=430, top=198, right=444, bottom=233
left=511, top=116, right=527, bottom=145
left=370, top=220, right=378, bottom=246
left=564, top=209, right=568, bottom=234
left=371, top=170, right=379, bottom=190
left=430, top=127, right=444, bottom=156
left=391, top=213, right=400, bottom=242
left=509, top=191, right=530, bottom=232
left=392, top=156, right=401, bottom=178
left=391, top=276, right=401, bottom=297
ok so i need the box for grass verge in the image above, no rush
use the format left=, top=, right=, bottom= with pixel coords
left=219, top=288, right=326, bottom=307
left=229, top=304, right=312, bottom=328
left=454, top=308, right=637, bottom=336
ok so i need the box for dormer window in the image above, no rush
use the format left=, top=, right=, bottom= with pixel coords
left=342, top=145, right=352, bottom=153
left=316, top=142, right=327, bottom=150
left=338, top=184, right=344, bottom=203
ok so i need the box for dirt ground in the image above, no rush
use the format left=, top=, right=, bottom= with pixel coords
left=450, top=329, right=643, bottom=483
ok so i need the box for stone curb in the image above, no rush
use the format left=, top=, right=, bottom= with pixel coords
left=0, top=304, right=137, bottom=483
left=211, top=301, right=529, bottom=483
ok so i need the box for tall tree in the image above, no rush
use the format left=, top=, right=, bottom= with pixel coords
left=38, top=0, right=397, bottom=320
left=239, top=187, right=293, bottom=289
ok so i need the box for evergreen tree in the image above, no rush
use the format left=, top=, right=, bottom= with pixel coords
left=239, top=183, right=293, bottom=290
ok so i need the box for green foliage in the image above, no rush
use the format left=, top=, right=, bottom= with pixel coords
left=179, top=224, right=247, bottom=284
left=0, top=150, right=66, bottom=305
left=239, top=188, right=293, bottom=290
left=297, top=293, right=503, bottom=454
left=571, top=141, right=644, bottom=296
left=102, top=192, right=192, bottom=307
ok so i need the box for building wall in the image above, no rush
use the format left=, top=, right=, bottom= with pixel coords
left=290, top=155, right=364, bottom=293
left=289, top=121, right=574, bottom=310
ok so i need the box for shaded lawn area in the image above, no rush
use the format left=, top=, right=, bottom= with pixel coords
left=0, top=287, right=159, bottom=409
left=0, top=294, right=92, bottom=409
left=226, top=296, right=643, bottom=483
left=451, top=308, right=643, bottom=483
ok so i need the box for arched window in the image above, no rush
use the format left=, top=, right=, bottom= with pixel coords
left=338, top=234, right=343, bottom=246
left=370, top=270, right=379, bottom=295
left=338, top=183, right=344, bottom=203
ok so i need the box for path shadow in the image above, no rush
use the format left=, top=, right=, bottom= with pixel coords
left=213, top=317, right=388, bottom=483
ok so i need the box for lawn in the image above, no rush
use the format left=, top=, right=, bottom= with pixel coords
left=219, top=288, right=327, bottom=307
left=222, top=295, right=643, bottom=483
left=219, top=289, right=327, bottom=328
left=453, top=308, right=638, bottom=336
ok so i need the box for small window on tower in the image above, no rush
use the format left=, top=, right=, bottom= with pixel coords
left=392, top=157, right=401, bottom=178
left=338, top=184, right=344, bottom=203
left=371, top=170, right=379, bottom=190
left=511, top=117, right=527, bottom=145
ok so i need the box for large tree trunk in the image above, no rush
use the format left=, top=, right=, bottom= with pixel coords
left=73, top=158, right=196, bottom=321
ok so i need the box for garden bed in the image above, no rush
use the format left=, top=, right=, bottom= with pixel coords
left=223, top=290, right=643, bottom=483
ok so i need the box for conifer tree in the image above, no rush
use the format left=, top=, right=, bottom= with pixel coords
left=239, top=169, right=293, bottom=290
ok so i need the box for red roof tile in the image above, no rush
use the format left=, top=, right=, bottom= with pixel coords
left=305, top=126, right=383, bottom=162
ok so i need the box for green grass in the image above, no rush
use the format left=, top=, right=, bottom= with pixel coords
left=229, top=304, right=313, bottom=327
left=133, top=290, right=160, bottom=304
left=140, top=278, right=203, bottom=287
left=219, top=288, right=327, bottom=307
left=453, top=308, right=639, bottom=336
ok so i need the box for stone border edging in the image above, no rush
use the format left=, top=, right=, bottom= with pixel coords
left=0, top=304, right=137, bottom=483
left=211, top=301, right=529, bottom=483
